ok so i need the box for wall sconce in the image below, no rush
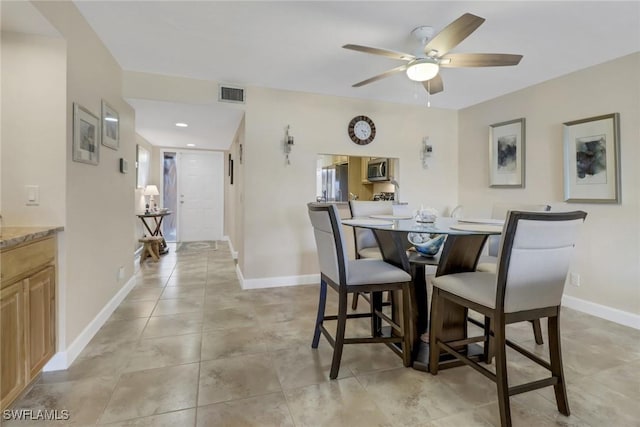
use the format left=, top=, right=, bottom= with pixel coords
left=420, top=136, right=433, bottom=169
left=143, top=184, right=160, bottom=213
left=284, top=125, right=294, bottom=165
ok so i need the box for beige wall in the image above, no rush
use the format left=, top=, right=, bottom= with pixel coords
left=223, top=116, right=245, bottom=261
left=242, top=87, right=459, bottom=280
left=33, top=1, right=137, bottom=348
left=458, top=53, right=640, bottom=316
left=1, top=32, right=67, bottom=226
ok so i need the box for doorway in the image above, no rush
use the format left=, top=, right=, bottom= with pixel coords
left=162, top=152, right=178, bottom=242
left=162, top=150, right=224, bottom=243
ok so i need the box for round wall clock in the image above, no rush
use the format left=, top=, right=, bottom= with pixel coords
left=348, top=115, right=376, bottom=145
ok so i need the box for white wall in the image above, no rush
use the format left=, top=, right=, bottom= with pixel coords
left=1, top=31, right=66, bottom=226
left=458, top=53, right=640, bottom=317
left=242, top=87, right=459, bottom=281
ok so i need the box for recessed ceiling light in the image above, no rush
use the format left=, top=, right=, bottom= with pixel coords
left=186, top=143, right=196, bottom=147
left=175, top=122, right=188, bottom=127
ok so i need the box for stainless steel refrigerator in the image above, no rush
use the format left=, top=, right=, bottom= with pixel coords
left=321, top=162, right=348, bottom=202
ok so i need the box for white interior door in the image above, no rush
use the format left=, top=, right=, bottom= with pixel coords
left=178, top=151, right=224, bottom=242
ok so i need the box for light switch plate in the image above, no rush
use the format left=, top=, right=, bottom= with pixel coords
left=26, top=185, right=39, bottom=206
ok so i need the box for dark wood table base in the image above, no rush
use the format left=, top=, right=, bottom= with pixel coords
left=372, top=230, right=491, bottom=371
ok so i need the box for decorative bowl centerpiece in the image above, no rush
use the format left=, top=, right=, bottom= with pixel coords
left=408, top=233, right=446, bottom=257
left=415, top=207, right=439, bottom=223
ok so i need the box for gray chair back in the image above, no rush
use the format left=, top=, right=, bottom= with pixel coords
left=349, top=201, right=393, bottom=258
left=488, top=203, right=551, bottom=256
left=496, top=210, right=586, bottom=313
left=307, top=203, right=348, bottom=285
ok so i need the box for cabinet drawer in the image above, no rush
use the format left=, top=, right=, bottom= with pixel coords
left=1, top=238, right=55, bottom=287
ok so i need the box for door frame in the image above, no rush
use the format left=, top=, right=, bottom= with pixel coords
left=159, top=148, right=225, bottom=243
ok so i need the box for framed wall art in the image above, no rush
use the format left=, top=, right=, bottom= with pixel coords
left=489, top=118, right=525, bottom=188
left=72, top=103, right=100, bottom=165
left=563, top=113, right=620, bottom=203
left=101, top=100, right=119, bottom=150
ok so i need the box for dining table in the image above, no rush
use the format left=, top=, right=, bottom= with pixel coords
left=341, top=215, right=503, bottom=371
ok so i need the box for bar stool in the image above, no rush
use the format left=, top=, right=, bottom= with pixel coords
left=429, top=210, right=587, bottom=427
left=308, top=202, right=414, bottom=378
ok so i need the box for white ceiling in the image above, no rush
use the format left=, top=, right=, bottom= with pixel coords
left=127, top=99, right=244, bottom=151
left=5, top=1, right=640, bottom=150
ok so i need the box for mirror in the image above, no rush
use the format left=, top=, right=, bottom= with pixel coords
left=316, top=154, right=399, bottom=202
left=136, top=144, right=150, bottom=189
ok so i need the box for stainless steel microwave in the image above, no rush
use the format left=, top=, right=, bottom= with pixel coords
left=367, top=158, right=390, bottom=182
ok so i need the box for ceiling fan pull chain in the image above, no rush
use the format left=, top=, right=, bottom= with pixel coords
left=427, top=81, right=431, bottom=107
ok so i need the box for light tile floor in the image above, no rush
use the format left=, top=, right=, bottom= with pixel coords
left=7, top=242, right=640, bottom=426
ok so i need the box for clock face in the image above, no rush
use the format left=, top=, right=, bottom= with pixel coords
left=348, top=115, right=376, bottom=145
left=354, top=121, right=371, bottom=139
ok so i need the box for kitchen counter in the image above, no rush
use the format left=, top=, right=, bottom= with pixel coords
left=0, top=226, right=64, bottom=250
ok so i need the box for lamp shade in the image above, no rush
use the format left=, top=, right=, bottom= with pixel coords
left=406, top=58, right=439, bottom=82
left=143, top=185, right=160, bottom=196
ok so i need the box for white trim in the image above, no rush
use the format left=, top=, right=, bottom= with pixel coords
left=43, top=274, right=137, bottom=371
left=224, top=235, right=238, bottom=259
left=562, top=295, right=640, bottom=330
left=235, top=263, right=244, bottom=284
left=237, top=267, right=319, bottom=290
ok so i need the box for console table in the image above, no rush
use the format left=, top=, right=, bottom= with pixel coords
left=137, top=211, right=171, bottom=254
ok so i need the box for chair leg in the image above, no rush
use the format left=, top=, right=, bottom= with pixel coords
left=494, top=319, right=512, bottom=427
left=483, top=316, right=493, bottom=364
left=428, top=288, right=443, bottom=375
left=370, top=291, right=383, bottom=337
left=548, top=314, right=570, bottom=416
left=351, top=292, right=360, bottom=310
left=312, top=280, right=327, bottom=349
left=531, top=319, right=544, bottom=345
left=329, top=290, right=348, bottom=380
left=401, top=284, right=412, bottom=367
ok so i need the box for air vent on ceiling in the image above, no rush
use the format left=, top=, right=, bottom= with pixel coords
left=218, top=84, right=245, bottom=104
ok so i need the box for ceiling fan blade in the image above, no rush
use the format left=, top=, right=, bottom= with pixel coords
left=343, top=44, right=415, bottom=61
left=352, top=64, right=408, bottom=87
left=422, top=74, right=444, bottom=94
left=423, top=13, right=485, bottom=57
left=439, top=53, right=523, bottom=67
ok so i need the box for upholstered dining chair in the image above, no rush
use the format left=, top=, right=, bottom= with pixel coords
left=307, top=202, right=413, bottom=379
left=429, top=210, right=587, bottom=427
left=477, top=203, right=551, bottom=345
left=348, top=200, right=394, bottom=310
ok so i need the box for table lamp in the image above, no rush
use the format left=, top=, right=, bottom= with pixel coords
left=143, top=185, right=160, bottom=213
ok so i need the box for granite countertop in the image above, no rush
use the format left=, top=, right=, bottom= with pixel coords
left=0, top=226, right=64, bottom=250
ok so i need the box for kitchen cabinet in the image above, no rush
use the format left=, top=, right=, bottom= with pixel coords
left=332, top=155, right=348, bottom=165
left=26, top=266, right=55, bottom=378
left=0, top=233, right=57, bottom=410
left=360, top=157, right=371, bottom=183
left=0, top=281, right=26, bottom=410
left=346, top=157, right=373, bottom=201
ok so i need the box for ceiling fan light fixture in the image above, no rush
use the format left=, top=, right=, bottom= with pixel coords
left=406, top=58, right=439, bottom=82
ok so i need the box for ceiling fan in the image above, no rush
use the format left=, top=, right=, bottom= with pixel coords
left=343, top=13, right=523, bottom=95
